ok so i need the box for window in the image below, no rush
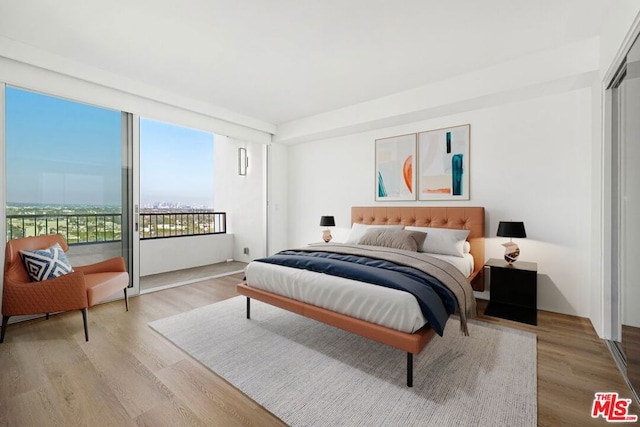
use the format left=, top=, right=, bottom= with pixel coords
left=139, top=118, right=223, bottom=238
left=5, top=86, right=124, bottom=244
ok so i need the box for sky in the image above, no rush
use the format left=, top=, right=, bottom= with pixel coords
left=140, top=118, right=214, bottom=208
left=5, top=86, right=214, bottom=208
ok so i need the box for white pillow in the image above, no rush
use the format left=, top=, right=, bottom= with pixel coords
left=344, top=223, right=404, bottom=244
left=404, top=226, right=470, bottom=257
left=463, top=241, right=471, bottom=254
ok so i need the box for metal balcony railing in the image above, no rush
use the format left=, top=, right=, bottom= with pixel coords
left=6, top=211, right=227, bottom=244
left=6, top=213, right=122, bottom=244
left=139, top=212, right=226, bottom=239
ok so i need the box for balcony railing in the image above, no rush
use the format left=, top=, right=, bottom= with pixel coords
left=140, top=212, right=226, bottom=239
left=6, top=211, right=227, bottom=244
left=7, top=213, right=122, bottom=244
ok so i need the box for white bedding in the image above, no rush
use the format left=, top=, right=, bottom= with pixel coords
left=244, top=251, right=474, bottom=333
left=429, top=252, right=474, bottom=278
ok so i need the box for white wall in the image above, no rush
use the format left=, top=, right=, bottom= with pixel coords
left=139, top=234, right=234, bottom=276
left=213, top=136, right=267, bottom=262
left=66, top=242, right=123, bottom=267
left=267, top=143, right=290, bottom=255
left=286, top=86, right=595, bottom=318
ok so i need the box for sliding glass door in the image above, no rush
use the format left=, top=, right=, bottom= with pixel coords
left=138, top=118, right=220, bottom=292
left=609, top=34, right=640, bottom=400
left=4, top=86, right=134, bottom=297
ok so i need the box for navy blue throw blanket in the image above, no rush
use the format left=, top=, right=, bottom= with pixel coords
left=253, top=250, right=457, bottom=336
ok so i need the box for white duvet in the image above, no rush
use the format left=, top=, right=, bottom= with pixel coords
left=244, top=252, right=473, bottom=333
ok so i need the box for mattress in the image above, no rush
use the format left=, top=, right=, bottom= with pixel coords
left=244, top=251, right=474, bottom=333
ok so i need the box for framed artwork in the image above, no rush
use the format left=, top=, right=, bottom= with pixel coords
left=375, top=133, right=416, bottom=201
left=417, top=124, right=470, bottom=200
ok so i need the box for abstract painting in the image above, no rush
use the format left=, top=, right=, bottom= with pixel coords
left=418, top=124, right=470, bottom=200
left=375, top=133, right=416, bottom=201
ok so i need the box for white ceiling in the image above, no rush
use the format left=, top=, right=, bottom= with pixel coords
left=0, top=0, right=609, bottom=126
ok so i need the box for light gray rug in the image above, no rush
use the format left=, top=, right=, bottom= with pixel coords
left=149, top=296, right=537, bottom=426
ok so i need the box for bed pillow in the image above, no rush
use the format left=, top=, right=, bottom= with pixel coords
left=344, top=223, right=404, bottom=244
left=404, top=226, right=470, bottom=257
left=463, top=241, right=471, bottom=254
left=19, top=243, right=74, bottom=282
left=358, top=229, right=427, bottom=252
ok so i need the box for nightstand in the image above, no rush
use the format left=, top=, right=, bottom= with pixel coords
left=484, top=258, right=538, bottom=325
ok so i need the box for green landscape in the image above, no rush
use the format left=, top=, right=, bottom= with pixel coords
left=6, top=204, right=122, bottom=243
left=6, top=204, right=224, bottom=243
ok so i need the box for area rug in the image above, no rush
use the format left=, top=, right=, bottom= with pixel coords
left=149, top=296, right=537, bottom=426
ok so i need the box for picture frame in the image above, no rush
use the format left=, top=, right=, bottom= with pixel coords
left=375, top=133, right=416, bottom=201
left=417, top=124, right=470, bottom=200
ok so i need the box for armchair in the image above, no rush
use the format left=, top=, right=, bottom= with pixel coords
left=2, top=235, right=129, bottom=343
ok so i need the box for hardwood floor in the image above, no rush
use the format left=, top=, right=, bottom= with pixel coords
left=0, top=274, right=635, bottom=426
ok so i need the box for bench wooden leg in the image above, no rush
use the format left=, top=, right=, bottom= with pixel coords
left=124, top=287, right=129, bottom=311
left=246, top=297, right=251, bottom=319
left=407, top=353, right=413, bottom=387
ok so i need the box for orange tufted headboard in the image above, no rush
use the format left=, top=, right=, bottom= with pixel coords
left=351, top=206, right=485, bottom=291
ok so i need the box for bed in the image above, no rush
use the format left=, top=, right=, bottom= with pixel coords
left=237, top=206, right=485, bottom=386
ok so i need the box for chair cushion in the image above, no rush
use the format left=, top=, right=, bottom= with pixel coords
left=84, top=272, right=129, bottom=307
left=19, top=243, right=74, bottom=282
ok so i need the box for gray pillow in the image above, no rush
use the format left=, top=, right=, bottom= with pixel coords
left=358, top=229, right=427, bottom=252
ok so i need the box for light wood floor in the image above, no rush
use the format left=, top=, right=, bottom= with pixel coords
left=0, top=274, right=635, bottom=426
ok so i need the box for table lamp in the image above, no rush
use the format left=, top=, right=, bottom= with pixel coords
left=497, top=221, right=526, bottom=264
left=320, top=216, right=335, bottom=243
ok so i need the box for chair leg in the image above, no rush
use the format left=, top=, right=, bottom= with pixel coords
left=124, top=287, right=129, bottom=312
left=1, top=316, right=9, bottom=343
left=81, top=308, right=89, bottom=342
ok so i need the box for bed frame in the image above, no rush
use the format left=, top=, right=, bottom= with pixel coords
left=236, top=206, right=485, bottom=387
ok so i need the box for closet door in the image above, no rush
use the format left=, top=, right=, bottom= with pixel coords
left=620, top=35, right=640, bottom=396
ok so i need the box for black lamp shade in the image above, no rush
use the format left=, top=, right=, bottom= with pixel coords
left=320, top=216, right=335, bottom=227
left=497, top=221, right=526, bottom=238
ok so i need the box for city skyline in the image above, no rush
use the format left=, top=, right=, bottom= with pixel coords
left=6, top=201, right=215, bottom=211
left=5, top=86, right=215, bottom=209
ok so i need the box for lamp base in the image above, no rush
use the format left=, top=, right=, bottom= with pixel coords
left=322, top=229, right=332, bottom=243
left=502, top=242, right=520, bottom=264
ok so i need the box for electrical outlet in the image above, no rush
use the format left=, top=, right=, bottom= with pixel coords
left=243, top=247, right=249, bottom=255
